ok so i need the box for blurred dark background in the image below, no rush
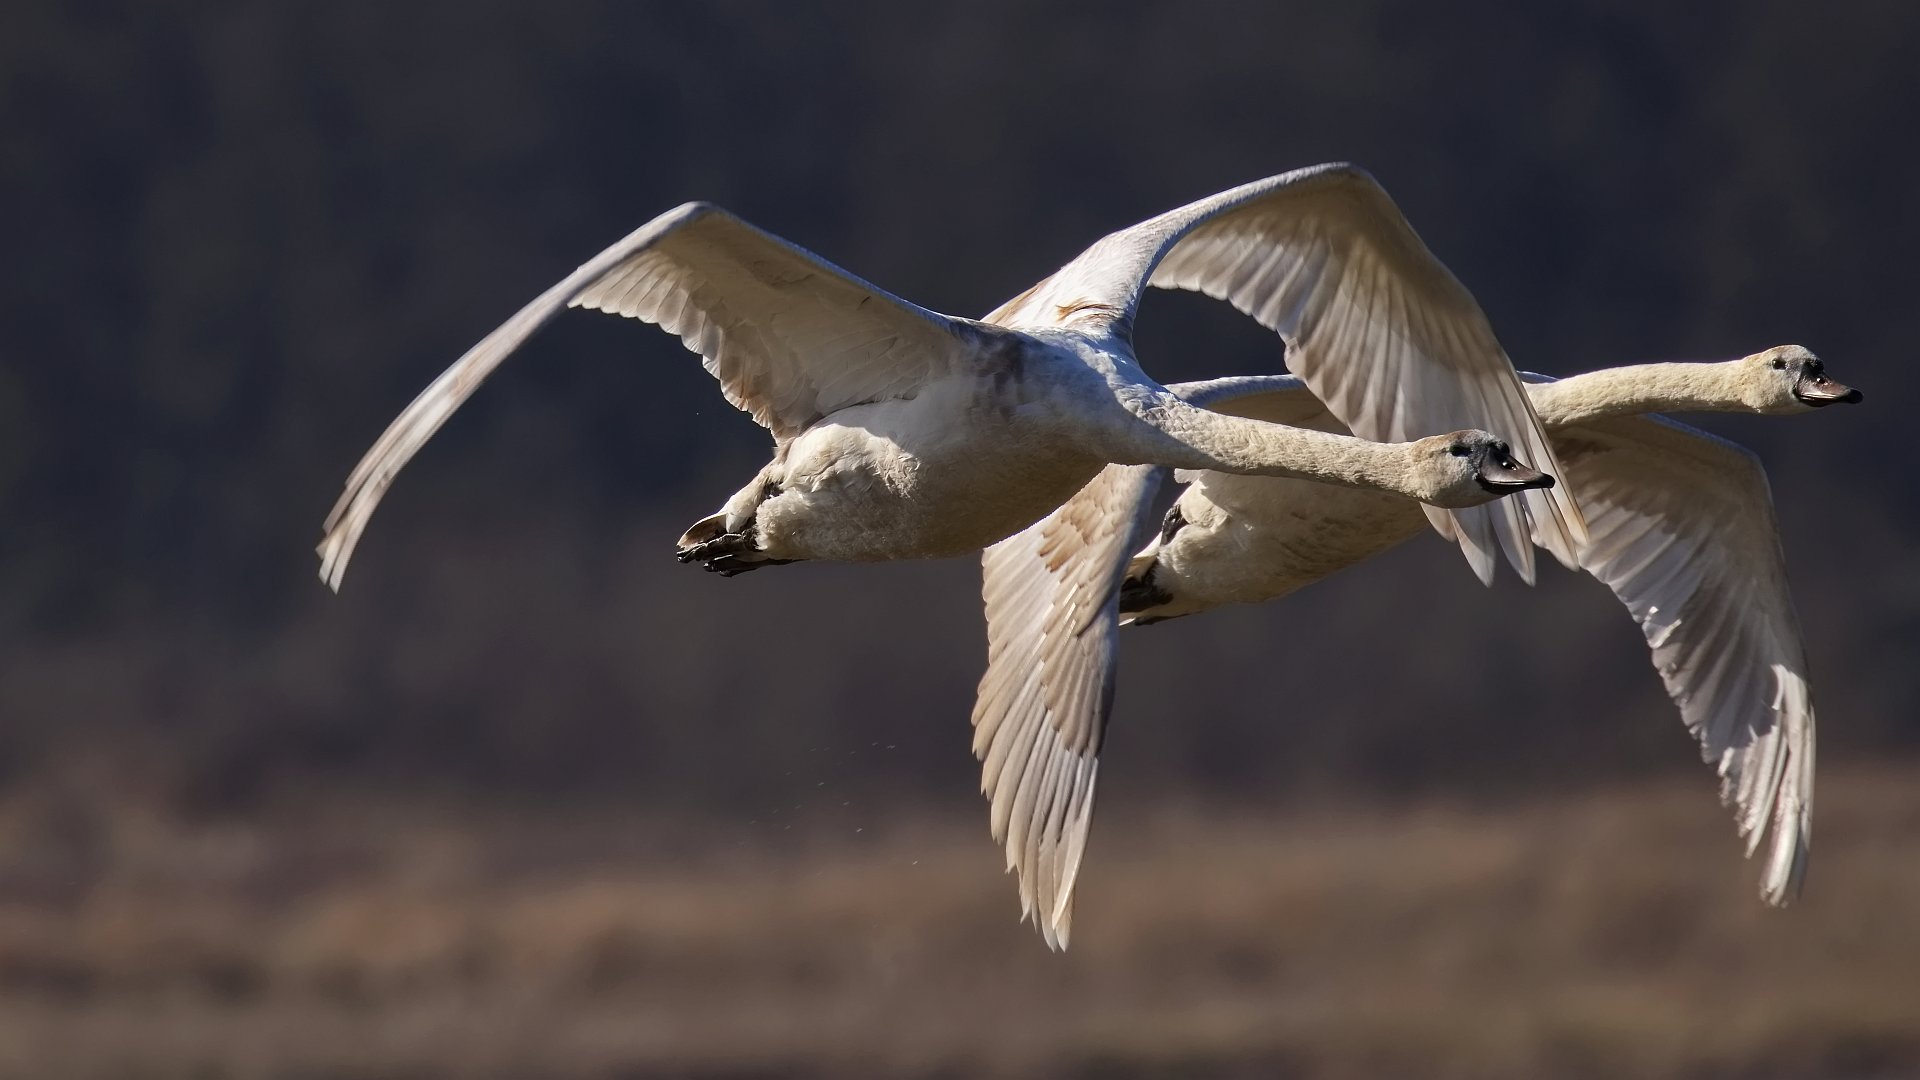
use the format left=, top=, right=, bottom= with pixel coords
left=4, top=2, right=1919, bottom=1077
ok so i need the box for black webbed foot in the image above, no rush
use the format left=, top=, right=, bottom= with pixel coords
left=701, top=553, right=787, bottom=577
left=676, top=530, right=752, bottom=565
left=1117, top=564, right=1174, bottom=618
left=675, top=531, right=793, bottom=576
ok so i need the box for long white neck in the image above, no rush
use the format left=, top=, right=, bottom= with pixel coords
left=1528, top=362, right=1757, bottom=427
left=1114, top=398, right=1440, bottom=502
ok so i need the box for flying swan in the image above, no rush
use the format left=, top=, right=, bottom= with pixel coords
left=316, top=163, right=1581, bottom=591
left=984, top=345, right=1859, bottom=946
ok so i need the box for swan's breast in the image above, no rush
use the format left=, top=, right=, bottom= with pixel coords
left=755, top=359, right=1108, bottom=561
left=1158, top=473, right=1428, bottom=611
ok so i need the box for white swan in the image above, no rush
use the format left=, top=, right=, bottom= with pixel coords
left=983, top=346, right=1858, bottom=945
left=316, top=163, right=1582, bottom=591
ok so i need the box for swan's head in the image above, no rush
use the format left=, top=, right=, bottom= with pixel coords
left=1412, top=430, right=1556, bottom=508
left=1740, top=345, right=1861, bottom=412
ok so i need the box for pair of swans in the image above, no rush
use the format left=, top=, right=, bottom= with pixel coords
left=317, top=163, right=1853, bottom=949
left=987, top=347, right=1857, bottom=946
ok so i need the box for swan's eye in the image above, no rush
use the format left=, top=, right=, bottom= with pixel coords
left=1771, top=357, right=1788, bottom=370
left=1448, top=443, right=1470, bottom=457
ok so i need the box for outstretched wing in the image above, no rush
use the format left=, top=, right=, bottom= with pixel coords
left=987, top=163, right=1585, bottom=586
left=1551, top=411, right=1814, bottom=904
left=974, top=463, right=1162, bottom=950
left=971, top=375, right=1302, bottom=948
left=318, top=203, right=979, bottom=589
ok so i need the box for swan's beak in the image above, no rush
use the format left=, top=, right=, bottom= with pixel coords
left=1793, top=367, right=1863, bottom=406
left=1475, top=451, right=1555, bottom=495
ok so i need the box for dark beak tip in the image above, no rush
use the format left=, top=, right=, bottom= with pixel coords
left=1480, top=466, right=1554, bottom=494
left=1800, top=384, right=1864, bottom=406
left=1797, top=376, right=1863, bottom=407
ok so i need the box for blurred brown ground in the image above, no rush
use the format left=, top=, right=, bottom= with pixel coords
left=0, top=764, right=1915, bottom=1080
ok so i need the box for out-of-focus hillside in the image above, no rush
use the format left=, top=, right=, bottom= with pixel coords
left=5, top=0, right=1917, bottom=815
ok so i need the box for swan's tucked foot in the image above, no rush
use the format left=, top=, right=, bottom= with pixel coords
left=675, top=530, right=786, bottom=576
left=1115, top=505, right=1186, bottom=625
left=1117, top=565, right=1173, bottom=619
left=675, top=510, right=794, bottom=575
left=701, top=550, right=795, bottom=576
